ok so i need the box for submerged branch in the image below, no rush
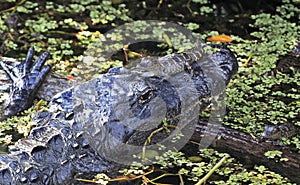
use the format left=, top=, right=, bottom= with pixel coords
left=190, top=122, right=300, bottom=184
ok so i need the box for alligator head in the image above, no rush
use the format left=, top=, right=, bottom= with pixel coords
left=72, top=44, right=238, bottom=164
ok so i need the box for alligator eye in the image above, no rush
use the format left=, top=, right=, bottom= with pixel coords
left=138, top=88, right=153, bottom=104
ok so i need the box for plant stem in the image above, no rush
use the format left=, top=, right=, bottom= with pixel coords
left=195, top=156, right=227, bottom=185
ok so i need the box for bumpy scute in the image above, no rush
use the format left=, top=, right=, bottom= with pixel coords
left=0, top=44, right=238, bottom=184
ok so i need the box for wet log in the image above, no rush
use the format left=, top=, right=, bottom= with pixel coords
left=190, top=122, right=300, bottom=184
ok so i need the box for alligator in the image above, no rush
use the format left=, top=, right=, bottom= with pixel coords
left=0, top=43, right=238, bottom=184
left=261, top=123, right=298, bottom=146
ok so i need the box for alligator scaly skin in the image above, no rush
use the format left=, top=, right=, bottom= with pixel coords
left=0, top=44, right=238, bottom=184
left=0, top=47, right=51, bottom=120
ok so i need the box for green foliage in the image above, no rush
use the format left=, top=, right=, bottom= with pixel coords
left=191, top=0, right=213, bottom=15
left=0, top=0, right=299, bottom=183
left=224, top=0, right=300, bottom=150
left=0, top=100, right=48, bottom=144
left=224, top=165, right=294, bottom=185
left=184, top=22, right=200, bottom=31
left=110, top=148, right=293, bottom=184
left=25, top=17, right=58, bottom=33
left=0, top=0, right=131, bottom=74
left=264, top=150, right=283, bottom=159
left=16, top=1, right=38, bottom=13
left=88, top=1, right=131, bottom=24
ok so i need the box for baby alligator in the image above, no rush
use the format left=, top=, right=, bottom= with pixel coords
left=262, top=123, right=297, bottom=141
left=0, top=44, right=238, bottom=184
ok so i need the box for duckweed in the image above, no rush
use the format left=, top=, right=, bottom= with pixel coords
left=0, top=0, right=299, bottom=183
